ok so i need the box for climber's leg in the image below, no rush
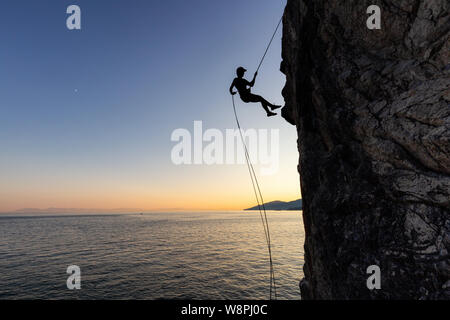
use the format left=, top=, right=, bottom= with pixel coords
left=253, top=95, right=271, bottom=113
left=249, top=94, right=281, bottom=111
left=246, top=94, right=277, bottom=116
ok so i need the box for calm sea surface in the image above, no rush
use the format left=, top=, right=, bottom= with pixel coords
left=0, top=211, right=304, bottom=299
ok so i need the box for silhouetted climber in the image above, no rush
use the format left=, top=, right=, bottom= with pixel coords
left=230, top=67, right=281, bottom=117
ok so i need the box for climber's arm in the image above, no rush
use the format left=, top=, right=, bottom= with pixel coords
left=229, top=79, right=237, bottom=95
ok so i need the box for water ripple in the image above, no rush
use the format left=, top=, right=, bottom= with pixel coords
left=0, top=211, right=304, bottom=300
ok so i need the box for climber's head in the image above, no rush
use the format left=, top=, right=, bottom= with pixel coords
left=236, top=67, right=247, bottom=78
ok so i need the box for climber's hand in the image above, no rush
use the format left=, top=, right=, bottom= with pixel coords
left=254, top=71, right=258, bottom=77
left=231, top=91, right=237, bottom=95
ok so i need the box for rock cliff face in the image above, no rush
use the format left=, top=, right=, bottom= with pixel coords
left=280, top=0, right=449, bottom=299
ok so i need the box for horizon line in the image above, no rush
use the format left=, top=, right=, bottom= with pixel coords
left=0, top=198, right=302, bottom=214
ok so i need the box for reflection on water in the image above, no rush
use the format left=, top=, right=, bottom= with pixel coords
left=0, top=211, right=304, bottom=299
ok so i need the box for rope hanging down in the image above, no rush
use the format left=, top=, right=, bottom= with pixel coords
left=232, top=95, right=277, bottom=300
left=230, top=13, right=283, bottom=300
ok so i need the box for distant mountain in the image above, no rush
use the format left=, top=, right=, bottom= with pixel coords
left=245, top=199, right=302, bottom=211
left=12, top=208, right=143, bottom=214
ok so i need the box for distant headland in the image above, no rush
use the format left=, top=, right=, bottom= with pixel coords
left=244, top=199, right=302, bottom=211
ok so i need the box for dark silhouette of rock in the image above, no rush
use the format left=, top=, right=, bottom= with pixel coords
left=245, top=199, right=302, bottom=211
left=281, top=0, right=449, bottom=299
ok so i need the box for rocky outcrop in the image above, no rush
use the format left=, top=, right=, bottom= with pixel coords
left=281, top=0, right=449, bottom=299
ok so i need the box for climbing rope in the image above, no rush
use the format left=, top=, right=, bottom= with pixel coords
left=232, top=95, right=277, bottom=300
left=230, top=12, right=283, bottom=300
left=256, top=15, right=283, bottom=73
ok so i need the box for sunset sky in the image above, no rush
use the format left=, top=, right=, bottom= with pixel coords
left=0, top=0, right=300, bottom=212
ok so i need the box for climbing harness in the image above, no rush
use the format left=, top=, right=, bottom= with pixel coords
left=231, top=14, right=283, bottom=300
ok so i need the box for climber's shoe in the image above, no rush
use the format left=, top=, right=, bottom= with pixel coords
left=270, top=105, right=282, bottom=110
left=267, top=111, right=277, bottom=117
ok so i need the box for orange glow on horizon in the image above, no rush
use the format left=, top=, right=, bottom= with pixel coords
left=0, top=170, right=301, bottom=213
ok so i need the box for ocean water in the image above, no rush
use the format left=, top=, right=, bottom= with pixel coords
left=0, top=211, right=304, bottom=300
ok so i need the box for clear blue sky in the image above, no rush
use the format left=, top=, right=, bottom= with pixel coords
left=0, top=0, right=300, bottom=211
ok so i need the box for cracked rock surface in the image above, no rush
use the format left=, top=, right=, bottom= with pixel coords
left=281, top=0, right=449, bottom=299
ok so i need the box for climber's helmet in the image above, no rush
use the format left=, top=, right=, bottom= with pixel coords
left=236, top=67, right=247, bottom=77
